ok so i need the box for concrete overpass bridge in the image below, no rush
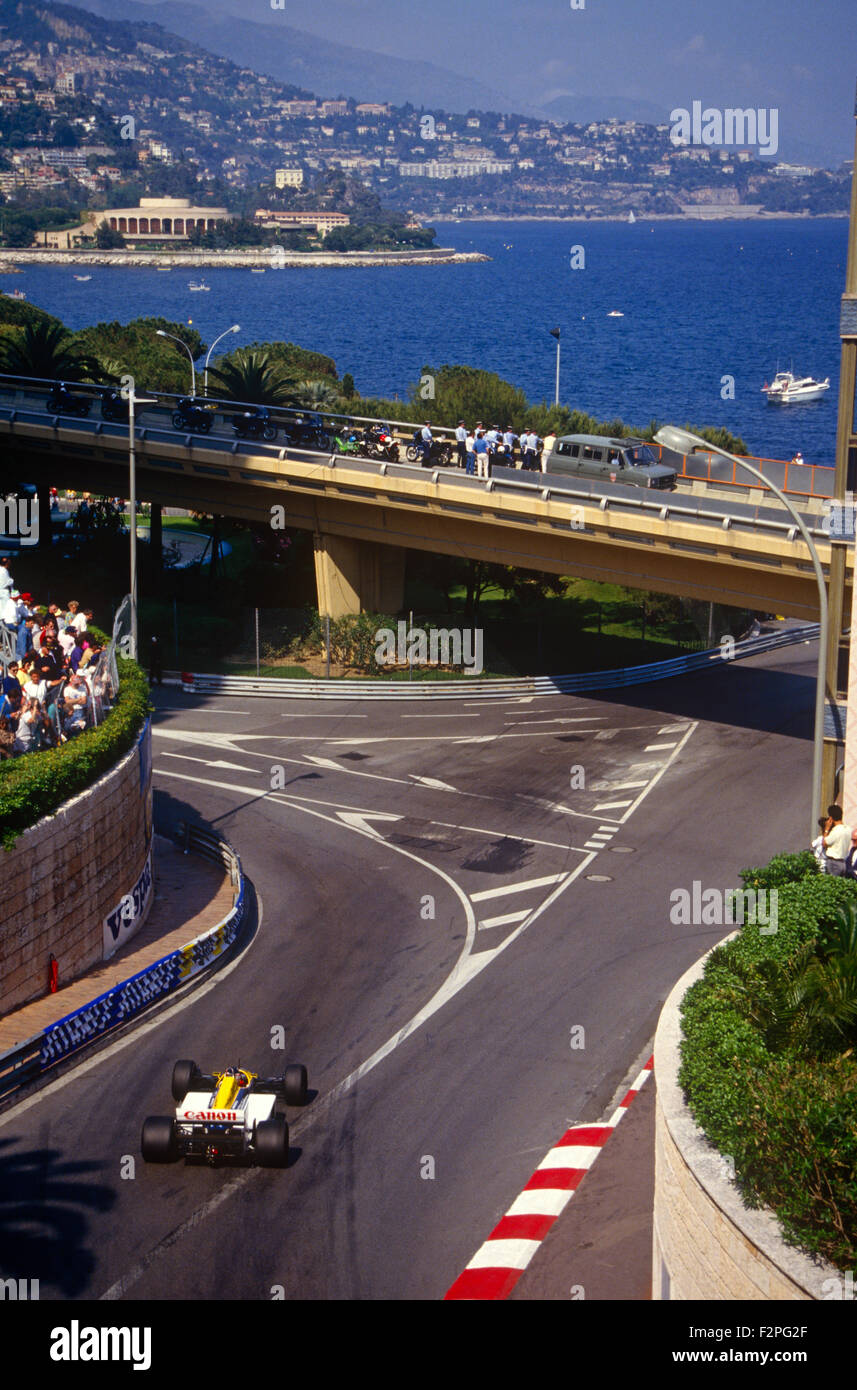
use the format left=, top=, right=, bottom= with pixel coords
left=0, top=376, right=849, bottom=621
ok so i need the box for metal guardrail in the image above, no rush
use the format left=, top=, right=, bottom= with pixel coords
left=175, top=623, right=821, bottom=702
left=0, top=824, right=245, bottom=1102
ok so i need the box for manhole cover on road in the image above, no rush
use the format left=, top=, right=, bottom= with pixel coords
left=609, top=846, right=636, bottom=854
left=586, top=874, right=613, bottom=882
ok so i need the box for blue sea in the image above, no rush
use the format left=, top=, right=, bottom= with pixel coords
left=2, top=217, right=848, bottom=465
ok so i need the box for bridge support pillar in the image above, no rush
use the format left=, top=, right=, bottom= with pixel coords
left=313, top=534, right=405, bottom=618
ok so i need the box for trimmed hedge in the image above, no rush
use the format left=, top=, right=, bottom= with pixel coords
left=0, top=650, right=151, bottom=851
left=679, top=852, right=857, bottom=1270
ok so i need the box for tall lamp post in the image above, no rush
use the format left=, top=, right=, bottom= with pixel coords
left=654, top=425, right=828, bottom=844
left=549, top=326, right=561, bottom=407
left=204, top=324, right=240, bottom=396
left=155, top=329, right=197, bottom=397
left=127, top=384, right=157, bottom=662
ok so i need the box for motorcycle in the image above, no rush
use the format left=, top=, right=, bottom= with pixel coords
left=172, top=397, right=214, bottom=434
left=101, top=389, right=130, bottom=423
left=232, top=406, right=277, bottom=442
left=47, top=383, right=91, bottom=417
left=333, top=428, right=364, bottom=456
left=406, top=430, right=453, bottom=467
left=283, top=412, right=330, bottom=452
left=363, top=424, right=400, bottom=463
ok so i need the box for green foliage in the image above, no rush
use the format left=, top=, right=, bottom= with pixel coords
left=740, top=850, right=820, bottom=891
left=72, top=317, right=207, bottom=394
left=207, top=348, right=297, bottom=406
left=0, top=654, right=151, bottom=851
left=95, top=219, right=125, bottom=249
left=241, top=340, right=338, bottom=381
left=679, top=860, right=857, bottom=1269
left=0, top=319, right=104, bottom=380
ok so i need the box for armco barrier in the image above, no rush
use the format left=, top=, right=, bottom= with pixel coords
left=175, top=623, right=821, bottom=702
left=0, top=824, right=245, bottom=1100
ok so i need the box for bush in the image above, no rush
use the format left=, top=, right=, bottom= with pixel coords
left=0, top=653, right=151, bottom=851
left=679, top=860, right=857, bottom=1269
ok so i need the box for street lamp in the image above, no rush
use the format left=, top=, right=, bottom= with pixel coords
left=204, top=324, right=240, bottom=396
left=549, top=326, right=561, bottom=407
left=126, top=384, right=158, bottom=662
left=655, top=425, right=828, bottom=843
left=156, top=329, right=197, bottom=397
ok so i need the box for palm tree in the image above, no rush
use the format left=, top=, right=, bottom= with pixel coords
left=207, top=349, right=296, bottom=406
left=294, top=378, right=342, bottom=411
left=0, top=321, right=104, bottom=381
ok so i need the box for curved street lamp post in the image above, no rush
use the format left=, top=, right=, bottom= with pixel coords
left=654, top=425, right=828, bottom=845
left=204, top=324, right=241, bottom=396
left=155, top=328, right=197, bottom=397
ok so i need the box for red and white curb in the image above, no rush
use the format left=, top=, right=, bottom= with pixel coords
left=444, top=1056, right=654, bottom=1300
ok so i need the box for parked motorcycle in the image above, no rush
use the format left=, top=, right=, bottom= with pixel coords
left=406, top=430, right=453, bottom=467
left=363, top=424, right=400, bottom=462
left=333, top=428, right=364, bottom=456
left=283, top=411, right=330, bottom=451
left=101, top=389, right=130, bottom=423
left=47, top=383, right=91, bottom=417
left=172, top=397, right=214, bottom=434
left=232, top=406, right=277, bottom=441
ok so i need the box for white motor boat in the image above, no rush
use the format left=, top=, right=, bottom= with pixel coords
left=188, top=280, right=210, bottom=291
left=74, top=274, right=92, bottom=282
left=762, top=369, right=830, bottom=404
left=607, top=310, right=624, bottom=318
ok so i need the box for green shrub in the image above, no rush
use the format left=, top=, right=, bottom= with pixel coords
left=679, top=858, right=857, bottom=1270
left=0, top=654, right=151, bottom=851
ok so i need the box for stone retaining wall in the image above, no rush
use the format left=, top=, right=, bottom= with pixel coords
left=652, top=944, right=842, bottom=1301
left=0, top=726, right=153, bottom=1016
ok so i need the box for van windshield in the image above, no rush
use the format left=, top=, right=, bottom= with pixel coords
left=625, top=445, right=658, bottom=466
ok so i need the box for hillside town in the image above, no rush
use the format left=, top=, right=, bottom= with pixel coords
left=0, top=0, right=850, bottom=249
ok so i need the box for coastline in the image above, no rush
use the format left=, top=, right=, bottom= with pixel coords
left=0, top=247, right=490, bottom=271
left=431, top=210, right=847, bottom=224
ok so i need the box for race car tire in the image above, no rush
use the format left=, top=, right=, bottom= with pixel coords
left=172, top=1059, right=200, bottom=1102
left=141, top=1116, right=178, bottom=1163
left=256, top=1116, right=290, bottom=1168
left=282, top=1064, right=308, bottom=1107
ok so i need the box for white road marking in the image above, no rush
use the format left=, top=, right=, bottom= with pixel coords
left=409, top=775, right=461, bottom=793
left=644, top=742, right=677, bottom=752
left=592, top=799, right=634, bottom=811
left=162, top=753, right=260, bottom=774
left=402, top=714, right=480, bottom=719
left=597, top=780, right=649, bottom=791
left=503, top=717, right=608, bottom=727
left=658, top=724, right=690, bottom=735
left=478, top=910, right=531, bottom=930
left=467, top=1239, right=540, bottom=1270
left=335, top=810, right=402, bottom=837
left=431, top=820, right=587, bottom=852
left=506, top=1188, right=573, bottom=1218
left=471, top=874, right=568, bottom=902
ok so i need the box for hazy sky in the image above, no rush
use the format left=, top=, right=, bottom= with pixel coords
left=254, top=0, right=857, bottom=162
left=108, top=0, right=857, bottom=163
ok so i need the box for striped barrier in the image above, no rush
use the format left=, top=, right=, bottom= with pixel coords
left=0, top=824, right=245, bottom=1099
left=174, top=623, right=820, bottom=702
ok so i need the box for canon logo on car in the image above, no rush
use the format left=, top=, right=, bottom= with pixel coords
left=182, top=1110, right=239, bottom=1121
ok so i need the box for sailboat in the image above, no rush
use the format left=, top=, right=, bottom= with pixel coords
left=628, top=211, right=636, bottom=224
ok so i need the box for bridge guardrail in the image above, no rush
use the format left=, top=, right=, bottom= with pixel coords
left=175, top=623, right=821, bottom=701
left=0, top=823, right=245, bottom=1103
left=0, top=396, right=837, bottom=546
left=0, top=372, right=836, bottom=500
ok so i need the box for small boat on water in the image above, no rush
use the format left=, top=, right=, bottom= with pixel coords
left=157, top=266, right=172, bottom=272
left=188, top=280, right=210, bottom=291
left=251, top=268, right=266, bottom=274
left=762, top=369, right=830, bottom=404
left=5, top=288, right=26, bottom=300
left=74, top=274, right=92, bottom=282
left=607, top=310, right=624, bottom=318
left=628, top=211, right=636, bottom=224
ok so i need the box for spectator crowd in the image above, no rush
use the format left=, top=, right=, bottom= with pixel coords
left=425, top=422, right=558, bottom=476
left=0, top=553, right=108, bottom=760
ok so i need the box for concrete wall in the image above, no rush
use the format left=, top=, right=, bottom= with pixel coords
left=652, top=944, right=843, bottom=1301
left=0, top=725, right=153, bottom=1016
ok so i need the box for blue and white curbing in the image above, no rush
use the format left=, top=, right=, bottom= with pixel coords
left=40, top=867, right=244, bottom=1068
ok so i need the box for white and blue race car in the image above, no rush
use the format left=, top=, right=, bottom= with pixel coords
left=141, top=1059, right=308, bottom=1167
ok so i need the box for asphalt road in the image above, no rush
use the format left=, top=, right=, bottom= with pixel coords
left=0, top=637, right=816, bottom=1300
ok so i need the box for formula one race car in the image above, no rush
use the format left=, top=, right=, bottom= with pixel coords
left=141, top=1059, right=308, bottom=1168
